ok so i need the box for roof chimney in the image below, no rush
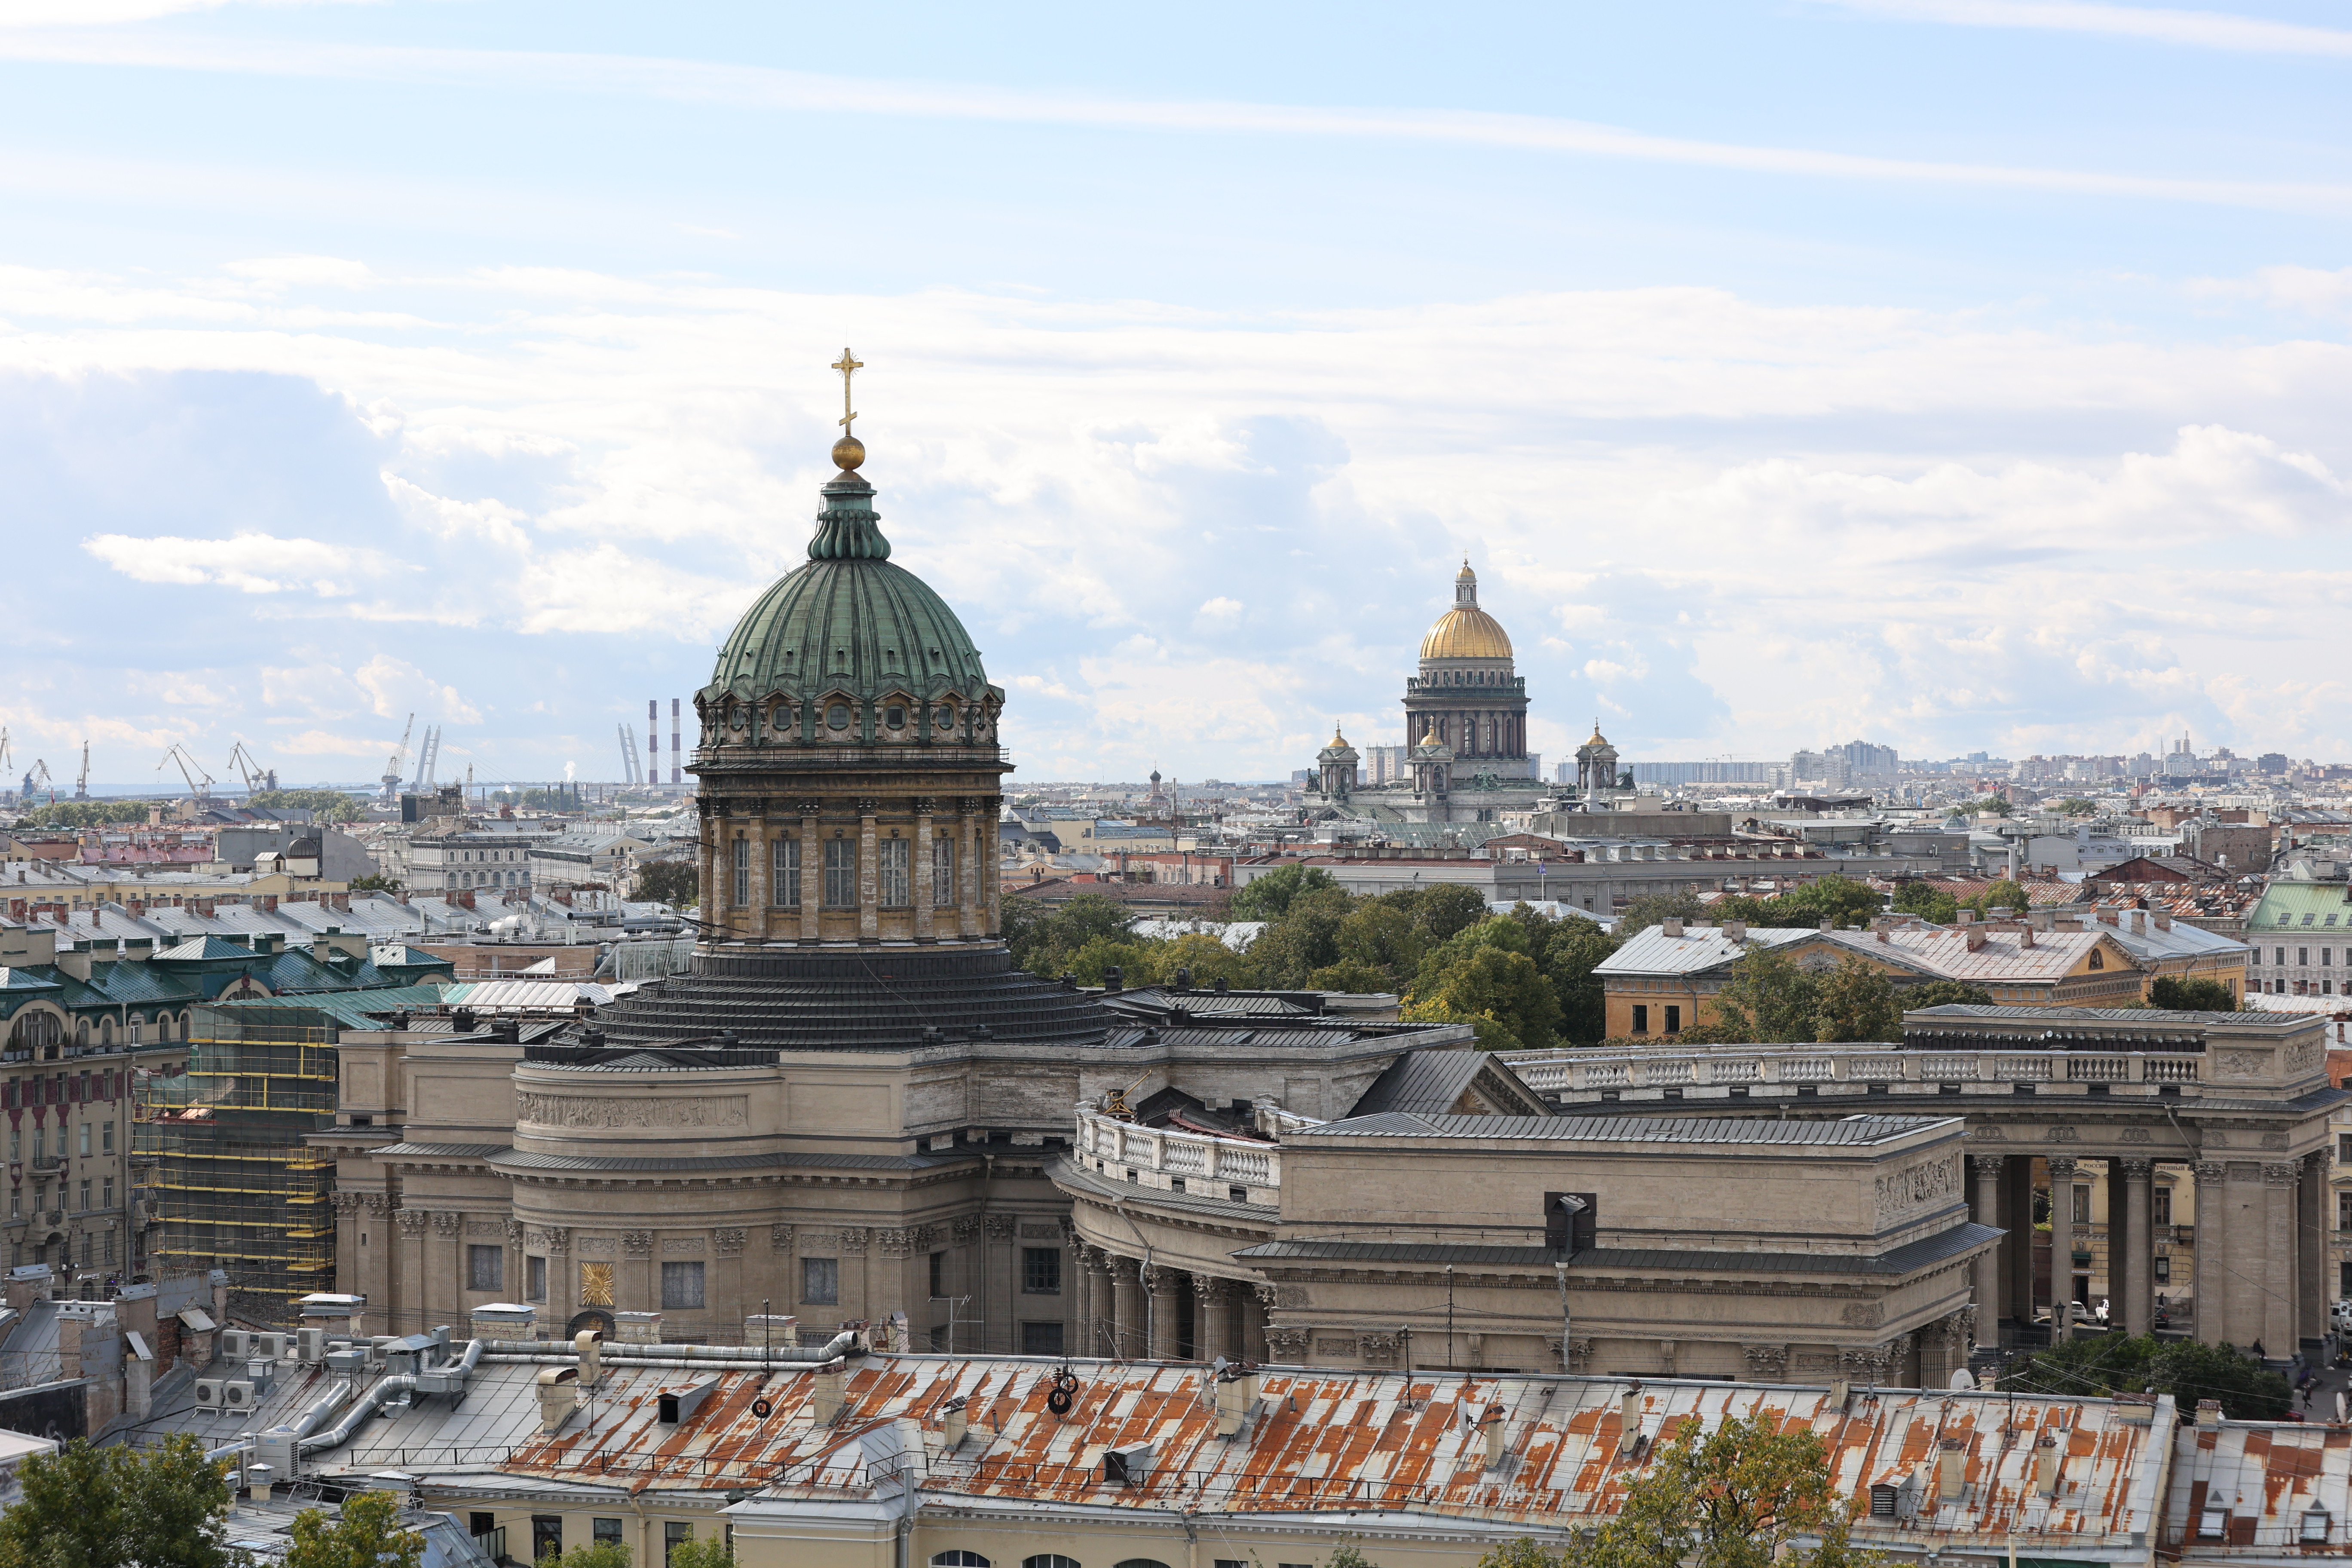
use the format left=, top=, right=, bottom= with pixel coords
left=1661, top=918, right=1683, bottom=938
left=1965, top=927, right=1987, bottom=952
left=1937, top=1437, right=1966, bottom=1501
left=1723, top=920, right=1746, bottom=943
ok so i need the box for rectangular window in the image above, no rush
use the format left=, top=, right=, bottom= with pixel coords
left=593, top=1520, right=624, bottom=1549
left=772, top=836, right=801, bottom=906
left=879, top=838, right=911, bottom=907
left=77, top=1179, right=89, bottom=1212
left=7, top=1191, right=16, bottom=1221
left=664, top=1524, right=692, bottom=1568
left=1022, top=1320, right=1066, bottom=1356
left=732, top=838, right=749, bottom=908
left=7, top=1130, right=16, bottom=1162
left=2153, top=1254, right=2172, bottom=1283
left=1664, top=1004, right=1681, bottom=1035
left=1631, top=1004, right=1649, bottom=1035
left=661, top=1260, right=705, bottom=1310
left=2278, top=947, right=2288, bottom=966
left=2072, top=1185, right=2090, bottom=1226
left=101, top=1122, right=112, bottom=1154
left=822, top=838, right=856, bottom=909
left=77, top=1124, right=90, bottom=1157
left=802, top=1256, right=839, bottom=1305
left=929, top=1250, right=946, bottom=1299
left=2153, top=1185, right=2173, bottom=1225
left=526, top=1255, right=547, bottom=1302
left=532, top=1517, right=563, bottom=1564
left=932, top=837, right=956, bottom=906
left=104, top=1231, right=113, bottom=1265
left=1023, top=1247, right=1061, bottom=1294
left=2328, top=949, right=2337, bottom=967
left=2339, top=1192, right=2352, bottom=1233
left=468, top=1244, right=503, bottom=1292
left=101, top=1178, right=113, bottom=1209
left=2301, top=948, right=2311, bottom=967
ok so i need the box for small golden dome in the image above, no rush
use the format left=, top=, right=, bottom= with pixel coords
left=1419, top=605, right=1513, bottom=661
left=1457, top=559, right=1476, bottom=582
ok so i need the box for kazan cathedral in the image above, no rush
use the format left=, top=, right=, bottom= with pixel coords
left=1303, top=561, right=1626, bottom=828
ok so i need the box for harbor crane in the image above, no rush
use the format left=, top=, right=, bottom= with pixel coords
left=226, top=741, right=273, bottom=793
left=157, top=743, right=214, bottom=800
left=26, top=760, right=51, bottom=802
left=378, top=713, right=415, bottom=809
left=74, top=741, right=89, bottom=800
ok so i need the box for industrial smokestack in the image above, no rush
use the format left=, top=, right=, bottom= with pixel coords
left=648, top=701, right=658, bottom=790
left=671, top=698, right=681, bottom=784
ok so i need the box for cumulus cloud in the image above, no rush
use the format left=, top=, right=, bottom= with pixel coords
left=12, top=257, right=2352, bottom=778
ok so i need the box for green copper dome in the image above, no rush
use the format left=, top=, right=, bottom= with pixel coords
left=700, top=469, right=996, bottom=740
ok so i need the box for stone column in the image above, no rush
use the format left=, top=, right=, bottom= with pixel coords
left=697, top=812, right=720, bottom=930
left=1193, top=1274, right=1234, bottom=1362
left=1107, top=1256, right=1141, bottom=1359
left=797, top=804, right=820, bottom=943
left=2047, top=1155, right=2077, bottom=1332
left=545, top=1226, right=572, bottom=1332
left=983, top=1214, right=1015, bottom=1357
left=1971, top=1155, right=2003, bottom=1349
left=713, top=1228, right=746, bottom=1329
left=1072, top=1247, right=1098, bottom=1357
left=2193, top=1161, right=2226, bottom=1344
left=983, top=806, right=1001, bottom=938
left=2121, top=1159, right=2153, bottom=1336
left=622, top=1230, right=654, bottom=1313
left=856, top=799, right=879, bottom=943
left=2300, top=1151, right=2328, bottom=1355
left=1144, top=1266, right=1181, bottom=1360
left=913, top=798, right=935, bottom=942
left=2003, top=1155, right=2034, bottom=1329
left=958, top=798, right=980, bottom=940
left=747, top=806, right=769, bottom=939
left=2266, top=1161, right=2300, bottom=1355
left=394, top=1209, right=429, bottom=1337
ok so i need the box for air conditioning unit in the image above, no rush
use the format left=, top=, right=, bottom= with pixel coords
left=193, top=1379, right=224, bottom=1411
left=219, top=1329, right=252, bottom=1359
left=295, top=1328, right=327, bottom=1364
left=222, top=1381, right=255, bottom=1411
left=254, top=1332, right=289, bottom=1361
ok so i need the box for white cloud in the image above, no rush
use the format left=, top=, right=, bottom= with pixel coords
left=0, top=32, right=2343, bottom=214
left=80, top=530, right=396, bottom=596
left=352, top=654, right=481, bottom=726
left=1823, top=0, right=2352, bottom=57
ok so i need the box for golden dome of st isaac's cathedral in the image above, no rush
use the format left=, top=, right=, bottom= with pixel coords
left=1417, top=563, right=1513, bottom=662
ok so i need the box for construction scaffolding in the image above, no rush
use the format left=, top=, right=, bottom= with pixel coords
left=134, top=1005, right=340, bottom=1324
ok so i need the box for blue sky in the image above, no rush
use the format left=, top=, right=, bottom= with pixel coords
left=2, top=0, right=2349, bottom=790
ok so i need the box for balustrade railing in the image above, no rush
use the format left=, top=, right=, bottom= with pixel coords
left=1503, top=1046, right=2205, bottom=1096
left=1073, top=1108, right=1282, bottom=1195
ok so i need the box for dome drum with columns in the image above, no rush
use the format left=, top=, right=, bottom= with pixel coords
left=1402, top=562, right=1533, bottom=778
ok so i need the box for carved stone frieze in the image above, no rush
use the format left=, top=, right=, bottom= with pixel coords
left=983, top=1215, right=1017, bottom=1241
left=515, top=1092, right=748, bottom=1130
left=622, top=1231, right=654, bottom=1257
left=1264, top=1326, right=1310, bottom=1360
left=1874, top=1152, right=1960, bottom=1221
left=577, top=1236, right=615, bottom=1256
left=1742, top=1344, right=1789, bottom=1378
left=662, top=1237, right=705, bottom=1256
left=2118, top=1127, right=2153, bottom=1144
left=527, top=1227, right=570, bottom=1251
left=1357, top=1332, right=1400, bottom=1366
left=430, top=1210, right=463, bottom=1236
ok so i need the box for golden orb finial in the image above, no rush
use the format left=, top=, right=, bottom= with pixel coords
left=831, top=434, right=866, bottom=472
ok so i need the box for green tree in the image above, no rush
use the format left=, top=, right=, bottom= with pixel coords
left=1411, top=882, right=1491, bottom=942
left=1066, top=935, right=1160, bottom=986
left=1811, top=956, right=1902, bottom=1043
left=1229, top=864, right=1339, bottom=919
left=0, top=1433, right=236, bottom=1568
left=1907, top=980, right=1994, bottom=1009
left=13, top=800, right=152, bottom=829
left=247, top=788, right=364, bottom=822
left=1541, top=917, right=1622, bottom=1045
left=1473, top=1544, right=1565, bottom=1568
left=666, top=1537, right=735, bottom=1568
left=286, top=1488, right=425, bottom=1568
left=1245, top=886, right=1356, bottom=987
left=1004, top=892, right=1137, bottom=975
left=1611, top=890, right=1707, bottom=936
left=631, top=860, right=698, bottom=908
left=1964, top=795, right=2014, bottom=817
left=1396, top=997, right=1524, bottom=1052
left=1305, top=959, right=1394, bottom=994
left=1576, top=1411, right=1876, bottom=1568
left=1158, top=931, right=1263, bottom=990
left=1710, top=943, right=1822, bottom=1044
left=2053, top=797, right=2098, bottom=815
left=1966, top=878, right=2032, bottom=916
left=1332, top=899, right=1431, bottom=991
left=348, top=873, right=404, bottom=894
left=1776, top=876, right=1884, bottom=931
left=2000, top=1332, right=2288, bottom=1420
left=1890, top=881, right=1958, bottom=925
left=544, top=1545, right=634, bottom=1568
left=1415, top=944, right=1563, bottom=1050
left=1327, top=1549, right=1382, bottom=1568
left=2149, top=975, right=2240, bottom=1012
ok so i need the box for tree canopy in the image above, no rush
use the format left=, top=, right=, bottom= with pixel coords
left=0, top=1434, right=236, bottom=1568
left=246, top=788, right=364, bottom=822
left=2148, top=975, right=2242, bottom=1012
left=11, top=799, right=151, bottom=829
left=285, top=1488, right=425, bottom=1568
left=1999, top=1332, right=2288, bottom=1419
left=631, top=860, right=698, bottom=909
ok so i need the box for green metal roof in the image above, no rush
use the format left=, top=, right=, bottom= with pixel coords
left=2246, top=880, right=2352, bottom=934
left=203, top=983, right=450, bottom=1032
left=702, top=470, right=993, bottom=710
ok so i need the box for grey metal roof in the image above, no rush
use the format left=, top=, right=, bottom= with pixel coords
left=1908, top=1002, right=2296, bottom=1027
left=1237, top=1221, right=1999, bottom=1276
left=481, top=1147, right=960, bottom=1174
left=1346, top=1048, right=1552, bottom=1119
left=376, top=1142, right=508, bottom=1161
left=1295, top=1111, right=1955, bottom=1145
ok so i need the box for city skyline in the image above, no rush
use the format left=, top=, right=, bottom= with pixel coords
left=2, top=0, right=2348, bottom=785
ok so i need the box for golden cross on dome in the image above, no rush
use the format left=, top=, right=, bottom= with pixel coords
left=831, top=347, right=864, bottom=434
